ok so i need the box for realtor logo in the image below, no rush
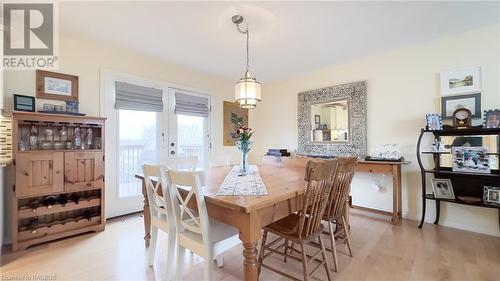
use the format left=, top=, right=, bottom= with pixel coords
left=2, top=2, right=59, bottom=69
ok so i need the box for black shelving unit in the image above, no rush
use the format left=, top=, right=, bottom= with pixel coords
left=416, top=127, right=500, bottom=228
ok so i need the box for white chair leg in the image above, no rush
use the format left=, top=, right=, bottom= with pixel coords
left=166, top=232, right=176, bottom=281
left=149, top=226, right=159, bottom=266
left=176, top=246, right=186, bottom=281
left=215, top=255, right=224, bottom=268
left=204, top=259, right=214, bottom=281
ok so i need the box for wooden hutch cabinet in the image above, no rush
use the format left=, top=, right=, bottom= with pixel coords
left=11, top=112, right=105, bottom=251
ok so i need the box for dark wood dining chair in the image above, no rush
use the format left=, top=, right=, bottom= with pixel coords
left=257, top=159, right=338, bottom=281
left=322, top=157, right=358, bottom=272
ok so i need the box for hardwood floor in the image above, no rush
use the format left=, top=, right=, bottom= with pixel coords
left=1, top=209, right=499, bottom=281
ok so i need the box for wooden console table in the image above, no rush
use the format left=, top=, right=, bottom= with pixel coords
left=262, top=156, right=410, bottom=223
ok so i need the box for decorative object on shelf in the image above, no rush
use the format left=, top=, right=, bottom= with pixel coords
left=432, top=139, right=445, bottom=152
left=42, top=103, right=54, bottom=111
left=0, top=112, right=13, bottom=166
left=431, top=178, right=455, bottom=199
left=36, top=70, right=79, bottom=101
left=223, top=101, right=248, bottom=146
left=452, top=108, right=472, bottom=128
left=66, top=101, right=79, bottom=113
left=452, top=147, right=490, bottom=174
left=483, top=109, right=500, bottom=129
left=13, top=94, right=35, bottom=112
left=368, top=144, right=403, bottom=161
left=441, top=93, right=481, bottom=119
left=483, top=186, right=500, bottom=207
left=298, top=81, right=367, bottom=157
left=235, top=125, right=253, bottom=176
left=265, top=149, right=291, bottom=157
left=54, top=105, right=64, bottom=112
left=232, top=15, right=261, bottom=109
left=440, top=66, right=482, bottom=96
left=426, top=113, right=443, bottom=130
left=314, top=115, right=321, bottom=128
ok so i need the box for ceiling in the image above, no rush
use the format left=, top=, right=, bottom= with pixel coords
left=60, top=1, right=500, bottom=82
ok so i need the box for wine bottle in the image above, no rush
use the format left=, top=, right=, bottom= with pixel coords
left=83, top=210, right=92, bottom=221
left=69, top=193, right=80, bottom=204
left=29, top=218, right=39, bottom=233
left=29, top=199, right=40, bottom=212
left=57, top=194, right=68, bottom=206
left=42, top=195, right=56, bottom=208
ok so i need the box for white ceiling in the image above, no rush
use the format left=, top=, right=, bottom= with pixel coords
left=60, top=1, right=500, bottom=82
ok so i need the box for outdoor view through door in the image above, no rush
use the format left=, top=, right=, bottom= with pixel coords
left=176, top=114, right=206, bottom=169
left=118, top=109, right=158, bottom=197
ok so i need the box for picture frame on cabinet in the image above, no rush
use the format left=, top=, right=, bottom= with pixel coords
left=431, top=178, right=455, bottom=200
left=13, top=94, right=36, bottom=112
left=426, top=113, right=443, bottom=130
left=452, top=147, right=490, bottom=174
left=483, top=109, right=500, bottom=129
left=483, top=186, right=500, bottom=207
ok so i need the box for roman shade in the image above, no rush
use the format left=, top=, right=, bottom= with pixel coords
left=174, top=92, right=209, bottom=117
left=115, top=81, right=163, bottom=112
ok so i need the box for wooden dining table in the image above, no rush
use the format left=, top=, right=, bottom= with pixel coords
left=135, top=165, right=311, bottom=281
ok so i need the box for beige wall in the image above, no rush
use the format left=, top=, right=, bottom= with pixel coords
left=253, top=24, right=500, bottom=236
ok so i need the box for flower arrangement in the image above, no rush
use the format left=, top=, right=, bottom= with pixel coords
left=234, top=125, right=253, bottom=175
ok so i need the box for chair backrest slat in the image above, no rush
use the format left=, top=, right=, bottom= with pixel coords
left=297, top=159, right=338, bottom=239
left=167, top=170, right=210, bottom=241
left=166, top=156, right=198, bottom=171
left=143, top=164, right=175, bottom=231
left=324, top=157, right=358, bottom=220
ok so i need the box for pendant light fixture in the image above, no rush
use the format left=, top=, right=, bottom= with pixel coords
left=232, top=15, right=261, bottom=109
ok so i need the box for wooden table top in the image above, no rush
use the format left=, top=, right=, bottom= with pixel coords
left=136, top=165, right=307, bottom=214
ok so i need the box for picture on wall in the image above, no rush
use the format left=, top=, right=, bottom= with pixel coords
left=440, top=66, right=482, bottom=95
left=483, top=186, right=500, bottom=207
left=223, top=101, right=249, bottom=146
left=483, top=110, right=500, bottom=129
left=36, top=70, right=79, bottom=102
left=431, top=178, right=455, bottom=200
left=452, top=147, right=490, bottom=174
left=441, top=93, right=481, bottom=119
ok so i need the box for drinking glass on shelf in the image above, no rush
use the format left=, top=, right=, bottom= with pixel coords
left=74, top=126, right=82, bottom=149
left=93, top=137, right=102, bottom=149
left=28, top=125, right=38, bottom=150
left=60, top=125, right=68, bottom=142
left=86, top=127, right=93, bottom=149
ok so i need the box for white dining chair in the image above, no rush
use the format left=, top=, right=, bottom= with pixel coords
left=163, top=170, right=241, bottom=281
left=143, top=164, right=176, bottom=281
left=166, top=156, right=198, bottom=171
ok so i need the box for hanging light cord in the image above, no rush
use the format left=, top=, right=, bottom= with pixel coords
left=236, top=23, right=250, bottom=72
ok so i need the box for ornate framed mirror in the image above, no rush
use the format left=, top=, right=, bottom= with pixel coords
left=297, top=81, right=367, bottom=157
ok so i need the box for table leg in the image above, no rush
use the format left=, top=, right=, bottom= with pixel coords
left=141, top=179, right=151, bottom=248
left=391, top=165, right=402, bottom=223
left=243, top=242, right=259, bottom=280
left=239, top=214, right=260, bottom=281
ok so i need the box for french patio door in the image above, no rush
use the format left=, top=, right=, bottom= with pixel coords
left=102, top=71, right=210, bottom=218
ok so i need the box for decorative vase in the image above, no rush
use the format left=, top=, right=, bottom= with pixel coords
left=236, top=140, right=252, bottom=176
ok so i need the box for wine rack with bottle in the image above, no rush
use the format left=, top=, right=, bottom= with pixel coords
left=11, top=112, right=106, bottom=251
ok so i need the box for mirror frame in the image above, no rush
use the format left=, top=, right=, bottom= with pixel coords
left=298, top=81, right=367, bottom=157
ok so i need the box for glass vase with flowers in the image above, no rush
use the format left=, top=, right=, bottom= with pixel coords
left=234, top=126, right=253, bottom=176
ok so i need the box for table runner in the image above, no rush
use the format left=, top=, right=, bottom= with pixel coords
left=216, top=165, right=268, bottom=196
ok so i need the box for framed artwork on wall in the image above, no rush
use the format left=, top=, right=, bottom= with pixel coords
left=36, top=70, right=79, bottom=102
left=440, top=66, right=482, bottom=96
left=223, top=101, right=249, bottom=146
left=441, top=93, right=481, bottom=119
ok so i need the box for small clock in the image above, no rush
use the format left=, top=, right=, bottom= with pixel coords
left=452, top=108, right=472, bottom=128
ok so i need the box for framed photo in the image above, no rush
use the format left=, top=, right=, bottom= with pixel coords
left=13, top=94, right=35, bottom=112
left=431, top=178, right=455, bottom=199
left=483, top=186, right=500, bottom=207
left=223, top=101, right=248, bottom=146
left=452, top=147, right=490, bottom=174
left=483, top=109, right=500, bottom=129
left=440, top=66, right=482, bottom=95
left=426, top=114, right=442, bottom=130
left=36, top=70, right=79, bottom=102
left=441, top=93, right=481, bottom=119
